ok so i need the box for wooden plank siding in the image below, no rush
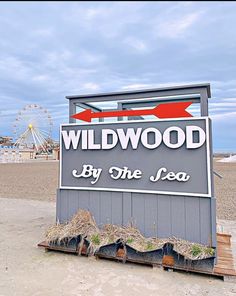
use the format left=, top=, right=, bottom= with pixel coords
left=56, top=189, right=216, bottom=247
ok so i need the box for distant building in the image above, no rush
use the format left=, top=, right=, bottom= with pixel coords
left=0, top=136, right=13, bottom=146
left=0, top=147, right=36, bottom=163
left=52, top=147, right=60, bottom=160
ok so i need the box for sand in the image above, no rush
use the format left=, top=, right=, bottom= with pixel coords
left=0, top=160, right=235, bottom=220
left=1, top=197, right=236, bottom=296
left=214, top=161, right=236, bottom=220
left=0, top=161, right=58, bottom=201
left=0, top=160, right=236, bottom=295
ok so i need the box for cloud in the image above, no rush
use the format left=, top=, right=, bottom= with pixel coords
left=84, top=8, right=103, bottom=20
left=154, top=11, right=203, bottom=39
left=123, top=37, right=149, bottom=53
left=210, top=102, right=236, bottom=107
left=222, top=98, right=236, bottom=102
left=82, top=83, right=100, bottom=91
left=211, top=111, right=236, bottom=121
left=121, top=83, right=155, bottom=90
left=33, top=28, right=54, bottom=37
left=63, top=2, right=145, bottom=39
left=0, top=56, right=31, bottom=81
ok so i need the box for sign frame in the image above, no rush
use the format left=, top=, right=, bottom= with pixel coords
left=59, top=117, right=211, bottom=197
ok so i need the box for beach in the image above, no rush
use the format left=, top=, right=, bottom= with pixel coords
left=1, top=197, right=236, bottom=296
left=0, top=160, right=236, bottom=295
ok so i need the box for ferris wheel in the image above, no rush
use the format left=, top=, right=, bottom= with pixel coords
left=13, top=104, right=53, bottom=153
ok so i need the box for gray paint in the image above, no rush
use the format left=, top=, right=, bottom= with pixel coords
left=210, top=197, right=217, bottom=247
left=66, top=83, right=211, bottom=101
left=69, top=99, right=76, bottom=124
left=68, top=83, right=211, bottom=123
left=200, top=90, right=209, bottom=117
left=120, top=95, right=201, bottom=109
left=61, top=118, right=210, bottom=196
left=56, top=189, right=215, bottom=246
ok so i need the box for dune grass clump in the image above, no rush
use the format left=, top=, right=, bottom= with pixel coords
left=126, top=238, right=134, bottom=244
left=101, top=224, right=166, bottom=252
left=172, top=238, right=215, bottom=260
left=191, top=244, right=202, bottom=257
left=90, top=234, right=101, bottom=245
left=45, top=209, right=99, bottom=243
left=45, top=223, right=66, bottom=243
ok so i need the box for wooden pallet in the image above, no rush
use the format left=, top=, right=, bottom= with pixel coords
left=160, top=233, right=236, bottom=281
left=38, top=233, right=236, bottom=281
left=213, top=233, right=236, bottom=280
left=38, top=241, right=88, bottom=255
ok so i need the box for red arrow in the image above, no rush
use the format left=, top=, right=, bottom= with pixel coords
left=71, top=101, right=193, bottom=122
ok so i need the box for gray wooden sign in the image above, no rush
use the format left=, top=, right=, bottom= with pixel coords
left=60, top=117, right=211, bottom=197
left=56, top=84, right=216, bottom=247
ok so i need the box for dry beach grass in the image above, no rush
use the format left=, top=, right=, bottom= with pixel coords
left=45, top=209, right=215, bottom=259
left=0, top=159, right=235, bottom=220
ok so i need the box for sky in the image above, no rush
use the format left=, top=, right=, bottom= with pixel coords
left=0, top=1, right=236, bottom=152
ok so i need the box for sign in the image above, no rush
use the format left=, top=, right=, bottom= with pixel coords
left=60, top=117, right=211, bottom=197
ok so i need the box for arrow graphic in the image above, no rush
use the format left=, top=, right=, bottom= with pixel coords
left=71, top=101, right=193, bottom=122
